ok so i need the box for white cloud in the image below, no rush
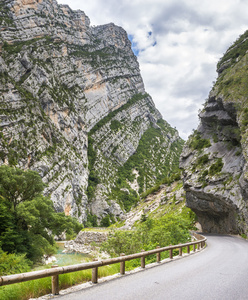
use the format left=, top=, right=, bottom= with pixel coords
left=58, top=0, right=248, bottom=139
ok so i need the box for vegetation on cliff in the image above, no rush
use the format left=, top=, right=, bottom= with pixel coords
left=181, top=29, right=248, bottom=235
left=88, top=104, right=184, bottom=215
left=0, top=0, right=184, bottom=224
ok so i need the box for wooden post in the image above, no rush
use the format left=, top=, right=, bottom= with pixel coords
left=156, top=246, right=161, bottom=263
left=193, top=244, right=196, bottom=252
left=197, top=243, right=200, bottom=250
left=169, top=247, right=173, bottom=259
left=179, top=245, right=182, bottom=256
left=141, top=250, right=145, bottom=268
left=92, top=259, right=98, bottom=284
left=120, top=253, right=125, bottom=275
left=51, top=265, right=59, bottom=295
left=187, top=245, right=190, bottom=254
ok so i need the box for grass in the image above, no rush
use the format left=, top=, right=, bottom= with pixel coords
left=0, top=264, right=118, bottom=300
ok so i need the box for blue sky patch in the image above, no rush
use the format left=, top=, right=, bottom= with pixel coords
left=128, top=34, right=140, bottom=56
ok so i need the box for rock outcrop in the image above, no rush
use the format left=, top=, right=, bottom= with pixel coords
left=0, top=0, right=183, bottom=223
left=64, top=230, right=108, bottom=254
left=180, top=30, right=248, bottom=235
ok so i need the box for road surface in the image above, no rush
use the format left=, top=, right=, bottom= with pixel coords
left=57, top=234, right=248, bottom=300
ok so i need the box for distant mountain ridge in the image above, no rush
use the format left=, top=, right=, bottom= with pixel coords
left=0, top=0, right=183, bottom=224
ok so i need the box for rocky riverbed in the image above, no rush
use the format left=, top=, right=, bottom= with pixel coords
left=63, top=230, right=109, bottom=257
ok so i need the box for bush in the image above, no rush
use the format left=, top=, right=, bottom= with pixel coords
left=101, top=214, right=191, bottom=257
left=0, top=248, right=31, bottom=276
left=110, top=120, right=122, bottom=131
left=85, top=213, right=98, bottom=227
left=209, top=158, right=224, bottom=176
left=100, top=215, right=111, bottom=227
left=196, top=154, right=209, bottom=166
left=189, top=130, right=211, bottom=150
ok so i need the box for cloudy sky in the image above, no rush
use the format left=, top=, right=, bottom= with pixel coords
left=58, top=0, right=248, bottom=140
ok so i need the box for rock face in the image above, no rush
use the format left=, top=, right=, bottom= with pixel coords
left=64, top=231, right=108, bottom=253
left=0, top=0, right=183, bottom=223
left=180, top=30, right=248, bottom=235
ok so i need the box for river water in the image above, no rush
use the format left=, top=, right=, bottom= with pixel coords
left=53, top=242, right=91, bottom=266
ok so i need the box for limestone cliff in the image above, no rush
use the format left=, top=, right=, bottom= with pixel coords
left=180, top=30, right=248, bottom=235
left=0, top=0, right=183, bottom=223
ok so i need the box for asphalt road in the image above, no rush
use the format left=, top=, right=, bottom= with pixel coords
left=57, top=234, right=248, bottom=300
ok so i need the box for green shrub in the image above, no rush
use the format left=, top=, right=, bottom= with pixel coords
left=110, top=120, right=122, bottom=131
left=101, top=214, right=192, bottom=257
left=189, top=130, right=211, bottom=150
left=209, top=158, right=224, bottom=176
left=242, top=108, right=248, bottom=127
left=85, top=213, right=98, bottom=227
left=196, top=154, right=209, bottom=166
left=0, top=248, right=31, bottom=276
left=100, top=215, right=111, bottom=227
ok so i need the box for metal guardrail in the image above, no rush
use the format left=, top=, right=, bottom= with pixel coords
left=0, top=232, right=207, bottom=295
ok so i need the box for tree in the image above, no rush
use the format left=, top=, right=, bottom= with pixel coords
left=0, top=165, right=45, bottom=209
left=0, top=165, right=83, bottom=263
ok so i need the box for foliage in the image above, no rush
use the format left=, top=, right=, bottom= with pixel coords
left=110, top=119, right=122, bottom=131
left=0, top=248, right=31, bottom=276
left=100, top=215, right=111, bottom=227
left=0, top=165, right=45, bottom=209
left=208, top=158, right=224, bottom=176
left=217, top=30, right=248, bottom=70
left=189, top=130, right=211, bottom=150
left=196, top=154, right=209, bottom=166
left=242, top=108, right=248, bottom=127
left=84, top=212, right=98, bottom=227
left=101, top=214, right=192, bottom=257
left=109, top=125, right=183, bottom=210
left=0, top=166, right=83, bottom=265
left=110, top=188, right=139, bottom=212
left=50, top=212, right=83, bottom=240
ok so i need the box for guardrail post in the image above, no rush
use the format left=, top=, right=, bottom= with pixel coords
left=201, top=241, right=205, bottom=248
left=51, top=265, right=59, bottom=295
left=120, top=253, right=125, bottom=275
left=141, top=250, right=145, bottom=268
left=92, top=259, right=98, bottom=284
left=156, top=246, right=161, bottom=263
left=197, top=243, right=201, bottom=250
left=193, top=244, right=196, bottom=252
left=179, top=245, right=182, bottom=256
left=169, top=245, right=173, bottom=259
left=187, top=245, right=190, bottom=254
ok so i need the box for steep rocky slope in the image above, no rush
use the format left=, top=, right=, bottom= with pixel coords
left=180, top=30, right=248, bottom=235
left=0, top=0, right=183, bottom=223
left=121, top=181, right=188, bottom=230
